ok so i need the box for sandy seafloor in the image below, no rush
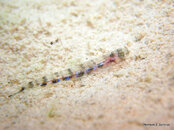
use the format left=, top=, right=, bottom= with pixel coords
left=0, top=0, right=174, bottom=130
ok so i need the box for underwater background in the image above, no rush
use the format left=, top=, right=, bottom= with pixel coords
left=0, top=0, right=173, bottom=130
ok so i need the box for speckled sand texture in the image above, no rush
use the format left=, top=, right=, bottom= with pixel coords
left=0, top=0, right=174, bottom=130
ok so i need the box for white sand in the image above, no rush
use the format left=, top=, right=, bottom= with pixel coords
left=0, top=0, right=174, bottom=130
